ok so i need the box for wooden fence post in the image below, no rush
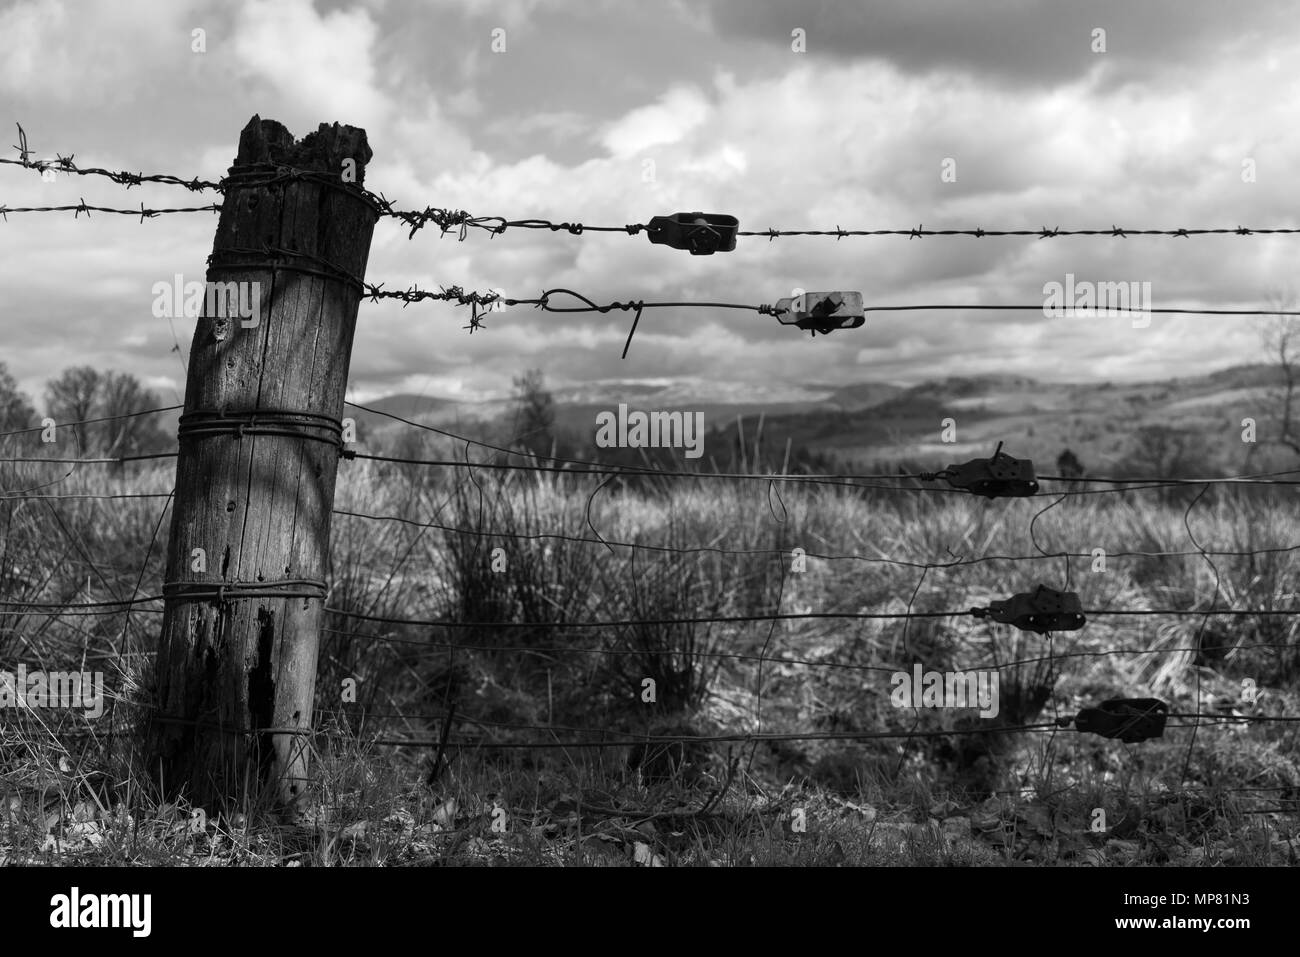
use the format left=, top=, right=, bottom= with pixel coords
left=146, top=116, right=377, bottom=812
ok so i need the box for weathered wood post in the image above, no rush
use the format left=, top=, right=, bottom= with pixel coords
left=147, top=116, right=377, bottom=812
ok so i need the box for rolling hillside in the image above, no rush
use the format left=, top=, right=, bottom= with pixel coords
left=348, top=363, right=1294, bottom=476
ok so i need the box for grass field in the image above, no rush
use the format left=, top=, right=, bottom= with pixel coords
left=2, top=452, right=1298, bottom=866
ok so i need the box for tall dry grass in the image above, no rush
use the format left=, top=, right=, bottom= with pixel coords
left=2, top=455, right=1298, bottom=863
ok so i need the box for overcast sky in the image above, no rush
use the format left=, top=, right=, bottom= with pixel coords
left=2, top=0, right=1298, bottom=405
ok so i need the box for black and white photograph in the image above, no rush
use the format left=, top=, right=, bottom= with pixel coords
left=0, top=0, right=1293, bottom=937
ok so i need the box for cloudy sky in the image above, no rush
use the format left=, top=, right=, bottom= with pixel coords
left=1, top=0, right=1298, bottom=405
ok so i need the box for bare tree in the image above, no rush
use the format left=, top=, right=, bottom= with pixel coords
left=98, top=371, right=168, bottom=456
left=1121, top=424, right=1195, bottom=480
left=510, top=368, right=556, bottom=461
left=1056, top=447, right=1085, bottom=478
left=44, top=366, right=170, bottom=456
left=44, top=366, right=99, bottom=426
left=1258, top=290, right=1300, bottom=458
left=0, top=362, right=36, bottom=434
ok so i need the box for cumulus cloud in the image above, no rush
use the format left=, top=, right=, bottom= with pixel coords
left=232, top=0, right=390, bottom=125
left=2, top=1, right=1298, bottom=402
left=0, top=0, right=194, bottom=103
left=600, top=87, right=711, bottom=157
left=705, top=0, right=1298, bottom=88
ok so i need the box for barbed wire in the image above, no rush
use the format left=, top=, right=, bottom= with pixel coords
left=7, top=189, right=1297, bottom=358
left=6, top=129, right=1298, bottom=243
left=7, top=126, right=1300, bottom=795
left=0, top=200, right=220, bottom=220
left=391, top=219, right=1300, bottom=243
left=11, top=192, right=1300, bottom=245
left=4, top=125, right=218, bottom=190
left=52, top=231, right=1300, bottom=334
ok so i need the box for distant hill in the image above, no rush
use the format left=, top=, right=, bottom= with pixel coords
left=346, top=392, right=505, bottom=447
left=344, top=363, right=1296, bottom=474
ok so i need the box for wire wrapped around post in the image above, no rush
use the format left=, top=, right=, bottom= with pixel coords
left=146, top=115, right=378, bottom=816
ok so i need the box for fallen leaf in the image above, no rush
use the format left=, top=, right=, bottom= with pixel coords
left=431, top=798, right=458, bottom=827
left=63, top=821, right=104, bottom=850
left=633, top=841, right=664, bottom=867
left=941, top=817, right=971, bottom=840
left=340, top=821, right=368, bottom=840
left=1075, top=847, right=1108, bottom=866
left=549, top=793, right=580, bottom=816
left=384, top=809, right=415, bottom=833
